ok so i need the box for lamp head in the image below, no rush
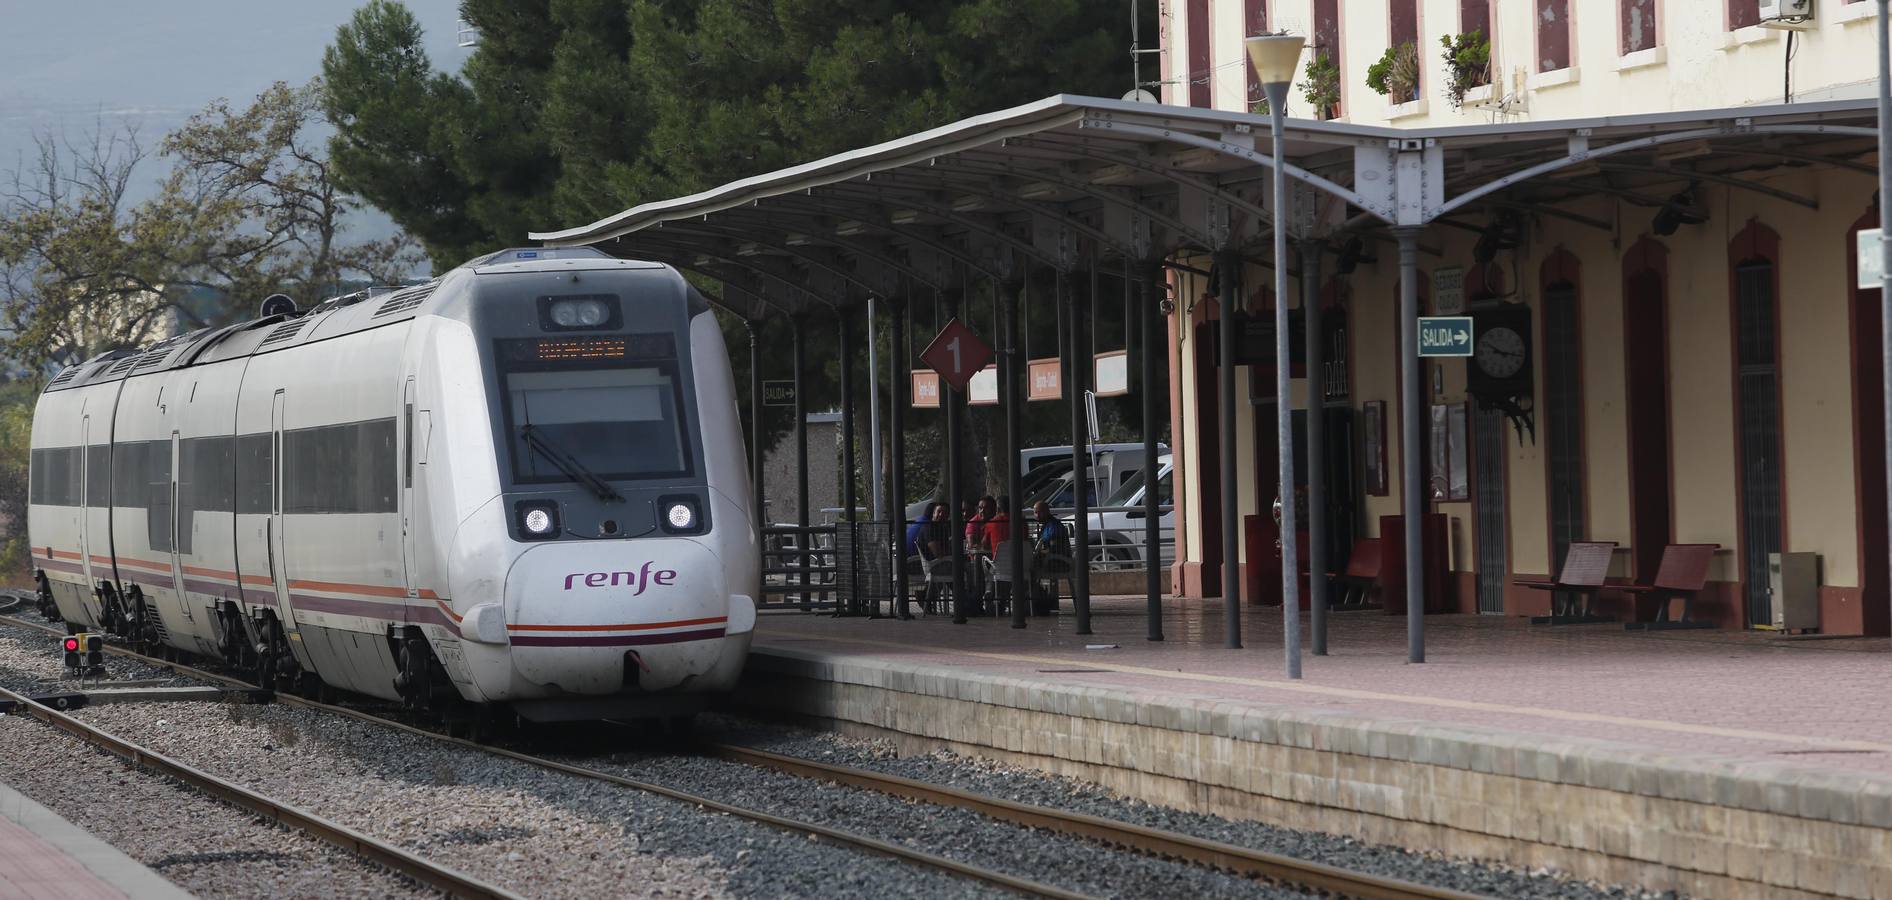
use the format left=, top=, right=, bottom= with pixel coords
left=1245, top=34, right=1305, bottom=89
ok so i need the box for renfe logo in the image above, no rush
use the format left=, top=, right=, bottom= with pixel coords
left=564, top=561, right=678, bottom=596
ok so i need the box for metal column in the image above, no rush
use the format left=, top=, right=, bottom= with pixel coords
left=838, top=310, right=858, bottom=615
left=749, top=320, right=765, bottom=536
left=948, top=293, right=969, bottom=625
left=1395, top=226, right=1426, bottom=662
left=1066, top=269, right=1092, bottom=634
left=1142, top=264, right=1165, bottom=641
left=1271, top=116, right=1301, bottom=680
left=1300, top=240, right=1328, bottom=656
left=792, top=313, right=810, bottom=611
left=1006, top=280, right=1028, bottom=629
left=890, top=299, right=911, bottom=618
left=867, top=296, right=883, bottom=523
left=1879, top=0, right=1892, bottom=642
left=1217, top=250, right=1243, bottom=649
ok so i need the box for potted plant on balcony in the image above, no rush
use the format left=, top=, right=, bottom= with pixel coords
left=1301, top=53, right=1341, bottom=120
left=1366, top=42, right=1420, bottom=105
left=1440, top=30, right=1492, bottom=109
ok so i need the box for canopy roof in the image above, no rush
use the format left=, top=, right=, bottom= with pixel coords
left=531, top=94, right=1878, bottom=320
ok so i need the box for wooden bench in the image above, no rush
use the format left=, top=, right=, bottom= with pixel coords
left=1331, top=538, right=1384, bottom=610
left=1516, top=541, right=1618, bottom=625
left=1621, top=543, right=1720, bottom=630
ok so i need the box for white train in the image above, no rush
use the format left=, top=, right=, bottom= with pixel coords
left=26, top=248, right=759, bottom=722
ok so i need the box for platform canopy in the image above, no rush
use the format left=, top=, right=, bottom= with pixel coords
left=530, top=93, right=1878, bottom=320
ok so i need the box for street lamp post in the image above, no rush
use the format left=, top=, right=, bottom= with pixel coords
left=1246, top=33, right=1306, bottom=679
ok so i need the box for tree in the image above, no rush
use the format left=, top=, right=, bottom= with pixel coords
left=0, top=82, right=421, bottom=373
left=321, top=0, right=1156, bottom=505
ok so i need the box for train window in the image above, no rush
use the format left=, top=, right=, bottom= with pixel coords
left=147, top=444, right=173, bottom=553
left=283, top=419, right=398, bottom=515
left=234, top=434, right=273, bottom=515
left=504, top=367, right=689, bottom=484
left=179, top=435, right=234, bottom=522
left=113, top=442, right=146, bottom=508
left=87, top=445, right=110, bottom=508
left=29, top=447, right=83, bottom=507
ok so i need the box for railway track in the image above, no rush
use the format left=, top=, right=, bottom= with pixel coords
left=0, top=610, right=1485, bottom=900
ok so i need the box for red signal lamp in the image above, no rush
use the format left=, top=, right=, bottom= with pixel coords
left=62, top=637, right=79, bottom=652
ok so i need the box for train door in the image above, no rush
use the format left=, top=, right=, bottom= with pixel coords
left=167, top=430, right=189, bottom=615
left=269, top=391, right=293, bottom=621
left=400, top=377, right=417, bottom=601
left=79, top=414, right=91, bottom=588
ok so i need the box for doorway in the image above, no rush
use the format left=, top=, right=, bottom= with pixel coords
left=1733, top=256, right=1784, bottom=628
left=1543, top=279, right=1584, bottom=567
left=1623, top=241, right=1672, bottom=585
left=1471, top=404, right=1507, bottom=613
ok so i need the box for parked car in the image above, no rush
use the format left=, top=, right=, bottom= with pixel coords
left=1067, top=454, right=1173, bottom=569
left=904, top=442, right=1168, bottom=521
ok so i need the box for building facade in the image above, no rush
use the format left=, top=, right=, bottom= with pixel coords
left=1159, top=0, right=1891, bottom=633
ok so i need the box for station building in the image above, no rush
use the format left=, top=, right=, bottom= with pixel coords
left=1159, top=0, right=1892, bottom=634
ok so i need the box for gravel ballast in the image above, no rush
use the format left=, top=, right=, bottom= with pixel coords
left=70, top=700, right=1006, bottom=899
left=694, top=715, right=1679, bottom=900
left=0, top=714, right=430, bottom=898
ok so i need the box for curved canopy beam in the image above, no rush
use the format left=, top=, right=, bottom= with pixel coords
left=1002, top=138, right=1276, bottom=242
left=1087, top=121, right=1376, bottom=219
left=926, top=157, right=1212, bottom=248
left=855, top=171, right=1143, bottom=260
left=709, top=206, right=1004, bottom=283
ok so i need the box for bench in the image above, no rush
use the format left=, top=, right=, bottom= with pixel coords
left=1621, top=543, right=1720, bottom=630
left=1516, top=541, right=1618, bottom=625
left=1331, top=538, right=1384, bottom=610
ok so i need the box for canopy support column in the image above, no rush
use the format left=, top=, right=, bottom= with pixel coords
left=1395, top=225, right=1426, bottom=662
left=1142, top=262, right=1166, bottom=642
left=1300, top=240, right=1328, bottom=656
left=1217, top=249, right=1243, bottom=649
left=890, top=299, right=912, bottom=619
left=838, top=309, right=859, bottom=615
left=749, top=320, right=765, bottom=538
left=1006, top=278, right=1029, bottom=629
left=948, top=292, right=969, bottom=626
left=1066, top=269, right=1093, bottom=635
left=792, top=313, right=811, bottom=611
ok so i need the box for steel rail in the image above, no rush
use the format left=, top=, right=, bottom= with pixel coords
left=0, top=612, right=1087, bottom=900
left=0, top=679, right=520, bottom=900
left=708, top=743, right=1489, bottom=900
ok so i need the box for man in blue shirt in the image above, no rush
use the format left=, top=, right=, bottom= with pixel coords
left=905, top=502, right=947, bottom=558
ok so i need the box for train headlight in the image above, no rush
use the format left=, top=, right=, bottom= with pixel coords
left=658, top=495, right=703, bottom=534
left=541, top=295, right=620, bottom=331
left=515, top=501, right=560, bottom=540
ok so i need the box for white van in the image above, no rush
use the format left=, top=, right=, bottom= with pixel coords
left=1075, top=454, right=1173, bottom=568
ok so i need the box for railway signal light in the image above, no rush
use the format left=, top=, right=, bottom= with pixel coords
left=62, top=636, right=80, bottom=669
left=84, top=635, right=103, bottom=670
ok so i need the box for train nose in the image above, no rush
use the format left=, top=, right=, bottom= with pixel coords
left=501, top=538, right=750, bottom=694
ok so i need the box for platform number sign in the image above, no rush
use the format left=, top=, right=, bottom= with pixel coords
left=762, top=380, right=797, bottom=407
left=1417, top=316, right=1475, bottom=357
left=919, top=317, right=994, bottom=392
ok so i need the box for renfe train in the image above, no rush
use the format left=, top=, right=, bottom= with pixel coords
left=25, top=247, right=759, bottom=722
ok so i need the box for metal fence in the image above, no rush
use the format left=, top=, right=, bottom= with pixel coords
left=760, top=524, right=837, bottom=610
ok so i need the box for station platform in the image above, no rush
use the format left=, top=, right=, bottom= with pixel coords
left=741, top=597, right=1892, bottom=899
left=0, top=780, right=190, bottom=899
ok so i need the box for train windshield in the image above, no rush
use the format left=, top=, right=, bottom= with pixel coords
left=497, top=336, right=693, bottom=485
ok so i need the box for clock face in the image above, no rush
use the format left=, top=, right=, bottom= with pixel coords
left=1475, top=326, right=1527, bottom=379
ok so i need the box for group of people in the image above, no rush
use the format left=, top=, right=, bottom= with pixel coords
left=903, top=496, right=1071, bottom=613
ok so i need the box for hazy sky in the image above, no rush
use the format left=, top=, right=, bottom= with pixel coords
left=0, top=0, right=466, bottom=241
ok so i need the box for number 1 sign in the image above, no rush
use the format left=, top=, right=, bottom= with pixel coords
left=918, top=317, right=994, bottom=392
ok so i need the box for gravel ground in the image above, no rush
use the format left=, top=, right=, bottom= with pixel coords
left=0, top=611, right=198, bottom=695
left=691, top=715, right=1681, bottom=900
left=72, top=701, right=1009, bottom=899
left=559, top=734, right=1322, bottom=900
left=0, top=713, right=431, bottom=898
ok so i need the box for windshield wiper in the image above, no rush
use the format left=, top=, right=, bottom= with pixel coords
left=520, top=425, right=624, bottom=502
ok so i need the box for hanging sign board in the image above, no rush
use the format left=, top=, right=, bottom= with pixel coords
left=762, top=380, right=797, bottom=407
left=968, top=364, right=999, bottom=405
left=1092, top=350, right=1129, bottom=397
left=1433, top=266, right=1465, bottom=315
left=1859, top=228, right=1884, bottom=290
left=910, top=371, right=941, bottom=408
left=1028, top=358, right=1062, bottom=401
left=1417, top=316, right=1475, bottom=357
left=918, top=317, right=994, bottom=391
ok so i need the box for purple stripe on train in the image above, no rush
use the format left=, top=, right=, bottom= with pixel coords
left=507, top=628, right=727, bottom=648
